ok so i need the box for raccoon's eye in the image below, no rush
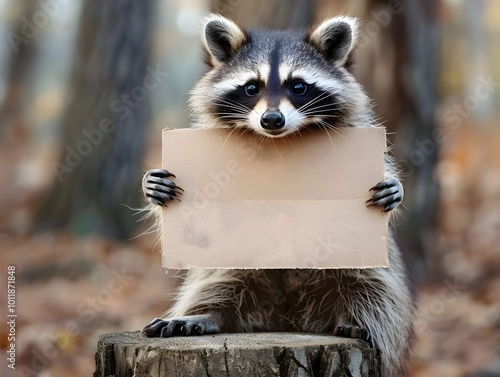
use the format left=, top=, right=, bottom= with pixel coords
left=244, top=82, right=259, bottom=97
left=291, top=81, right=307, bottom=96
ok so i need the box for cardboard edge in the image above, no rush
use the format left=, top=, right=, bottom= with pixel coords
left=161, top=126, right=390, bottom=270
left=381, top=127, right=387, bottom=152
left=161, top=266, right=388, bottom=270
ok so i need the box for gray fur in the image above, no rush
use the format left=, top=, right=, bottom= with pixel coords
left=143, top=15, right=415, bottom=377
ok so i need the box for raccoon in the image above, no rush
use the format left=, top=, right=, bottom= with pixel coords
left=141, top=14, right=415, bottom=377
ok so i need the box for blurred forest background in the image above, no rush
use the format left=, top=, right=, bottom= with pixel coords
left=0, top=0, right=499, bottom=376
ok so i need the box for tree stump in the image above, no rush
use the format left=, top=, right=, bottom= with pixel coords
left=94, top=331, right=380, bottom=377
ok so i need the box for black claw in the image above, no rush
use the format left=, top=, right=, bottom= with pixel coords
left=369, top=182, right=384, bottom=191
left=148, top=191, right=173, bottom=202
left=194, top=324, right=204, bottom=335
left=155, top=321, right=170, bottom=336
left=369, top=188, right=398, bottom=202
left=344, top=326, right=352, bottom=337
left=145, top=180, right=182, bottom=197
left=166, top=321, right=179, bottom=337
left=376, top=193, right=400, bottom=206
left=147, top=317, right=164, bottom=326
left=142, top=318, right=168, bottom=337
left=160, top=326, right=169, bottom=338
left=141, top=315, right=220, bottom=339
left=143, top=168, right=183, bottom=206
left=367, top=178, right=403, bottom=212
left=180, top=324, right=192, bottom=335
left=149, top=197, right=166, bottom=206
left=369, top=178, right=398, bottom=191
left=149, top=169, right=176, bottom=179
left=383, top=201, right=400, bottom=212
left=334, top=324, right=371, bottom=346
left=146, top=189, right=170, bottom=200
left=360, top=328, right=368, bottom=340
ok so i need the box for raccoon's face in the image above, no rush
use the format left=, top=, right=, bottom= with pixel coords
left=190, top=15, right=370, bottom=138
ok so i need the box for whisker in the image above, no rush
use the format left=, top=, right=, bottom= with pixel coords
left=297, top=91, right=331, bottom=112
left=215, top=105, right=250, bottom=115
left=301, top=102, right=341, bottom=113
left=296, top=93, right=327, bottom=113
left=317, top=120, right=345, bottom=140
left=215, top=113, right=248, bottom=119
left=215, top=98, right=253, bottom=113
left=285, top=133, right=297, bottom=154
left=301, top=112, right=340, bottom=118
left=301, top=113, right=340, bottom=119
left=317, top=122, right=338, bottom=151
left=300, top=105, right=342, bottom=116
left=219, top=126, right=243, bottom=153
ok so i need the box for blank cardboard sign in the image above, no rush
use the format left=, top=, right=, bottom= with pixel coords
left=161, top=127, right=388, bottom=269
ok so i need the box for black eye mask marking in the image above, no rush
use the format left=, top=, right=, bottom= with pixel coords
left=213, top=80, right=264, bottom=122
left=286, top=82, right=339, bottom=118
left=211, top=77, right=346, bottom=128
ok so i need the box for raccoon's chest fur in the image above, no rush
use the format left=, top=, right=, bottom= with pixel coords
left=221, top=269, right=357, bottom=333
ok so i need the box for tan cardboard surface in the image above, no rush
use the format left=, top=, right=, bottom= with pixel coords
left=161, top=127, right=388, bottom=269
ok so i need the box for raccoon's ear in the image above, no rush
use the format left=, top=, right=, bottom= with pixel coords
left=307, top=17, right=357, bottom=67
left=202, top=14, right=247, bottom=67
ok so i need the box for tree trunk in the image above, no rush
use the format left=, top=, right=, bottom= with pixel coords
left=94, top=332, right=380, bottom=377
left=35, top=0, right=156, bottom=239
left=0, top=1, right=38, bottom=142
left=389, top=0, right=440, bottom=280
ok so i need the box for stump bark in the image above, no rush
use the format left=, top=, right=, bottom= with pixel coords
left=94, top=331, right=380, bottom=377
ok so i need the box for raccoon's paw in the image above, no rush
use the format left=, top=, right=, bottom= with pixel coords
left=141, top=314, right=220, bottom=338
left=142, top=169, right=183, bottom=207
left=333, top=324, right=373, bottom=347
left=366, top=178, right=403, bottom=212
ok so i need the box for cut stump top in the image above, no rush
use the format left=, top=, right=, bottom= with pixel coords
left=94, top=331, right=380, bottom=377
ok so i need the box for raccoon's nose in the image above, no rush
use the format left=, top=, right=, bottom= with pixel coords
left=260, top=110, right=285, bottom=130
